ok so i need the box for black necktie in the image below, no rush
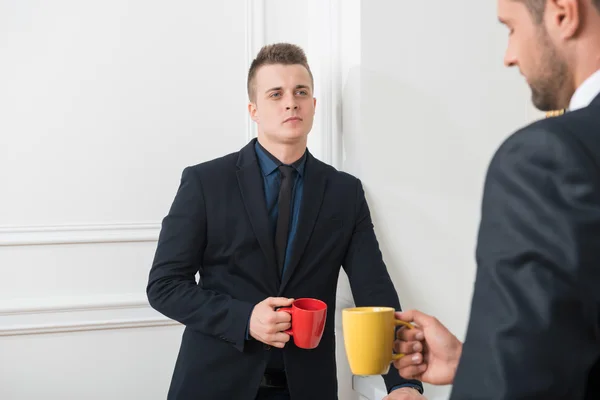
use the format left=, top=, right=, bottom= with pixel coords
left=275, top=165, right=294, bottom=276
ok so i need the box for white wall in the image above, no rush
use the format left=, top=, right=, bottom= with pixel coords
left=341, top=1, right=544, bottom=399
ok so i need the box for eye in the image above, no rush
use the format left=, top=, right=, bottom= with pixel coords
left=296, top=90, right=308, bottom=96
left=270, top=92, right=281, bottom=98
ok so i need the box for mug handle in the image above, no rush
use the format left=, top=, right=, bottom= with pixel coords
left=277, top=307, right=293, bottom=335
left=392, top=319, right=413, bottom=361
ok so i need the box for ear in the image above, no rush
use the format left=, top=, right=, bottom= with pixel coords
left=546, top=0, right=581, bottom=39
left=313, top=97, right=317, bottom=112
left=248, top=101, right=259, bottom=123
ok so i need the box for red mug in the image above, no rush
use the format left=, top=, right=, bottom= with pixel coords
left=277, top=298, right=327, bottom=349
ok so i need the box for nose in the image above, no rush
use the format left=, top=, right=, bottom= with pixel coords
left=285, top=94, right=299, bottom=111
left=504, top=48, right=517, bottom=68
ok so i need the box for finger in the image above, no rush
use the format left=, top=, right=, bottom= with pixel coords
left=396, top=326, right=424, bottom=341
left=263, top=321, right=291, bottom=334
left=275, top=322, right=291, bottom=332
left=265, top=297, right=295, bottom=308
left=394, top=363, right=427, bottom=380
left=394, top=340, right=422, bottom=354
left=393, top=352, right=423, bottom=370
left=269, top=333, right=291, bottom=348
left=273, top=310, right=292, bottom=323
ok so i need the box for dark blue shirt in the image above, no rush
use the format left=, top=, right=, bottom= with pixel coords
left=254, top=140, right=306, bottom=276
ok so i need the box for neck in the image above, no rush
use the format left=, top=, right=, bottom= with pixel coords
left=574, top=51, right=600, bottom=90
left=256, top=134, right=307, bottom=164
left=571, top=17, right=600, bottom=90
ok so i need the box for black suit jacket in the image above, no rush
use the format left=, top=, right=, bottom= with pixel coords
left=451, top=94, right=600, bottom=399
left=147, top=139, right=420, bottom=399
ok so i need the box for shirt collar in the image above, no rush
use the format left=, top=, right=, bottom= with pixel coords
left=569, top=68, right=600, bottom=111
left=254, top=140, right=306, bottom=177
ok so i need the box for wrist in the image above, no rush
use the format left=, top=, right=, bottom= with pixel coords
left=449, top=341, right=463, bottom=382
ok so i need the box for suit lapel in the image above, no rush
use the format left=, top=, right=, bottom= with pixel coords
left=279, top=153, right=328, bottom=293
left=236, top=140, right=278, bottom=275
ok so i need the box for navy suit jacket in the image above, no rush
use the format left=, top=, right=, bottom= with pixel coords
left=147, top=138, right=421, bottom=399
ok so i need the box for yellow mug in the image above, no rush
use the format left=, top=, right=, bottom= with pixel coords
left=342, top=307, right=412, bottom=375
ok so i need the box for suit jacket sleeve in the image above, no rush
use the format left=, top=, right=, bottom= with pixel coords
left=147, top=166, right=254, bottom=352
left=342, top=179, right=423, bottom=393
left=451, top=125, right=600, bottom=399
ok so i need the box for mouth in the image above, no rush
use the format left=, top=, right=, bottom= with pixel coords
left=284, top=117, right=302, bottom=123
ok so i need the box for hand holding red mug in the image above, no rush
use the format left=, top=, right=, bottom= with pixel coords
left=249, top=297, right=294, bottom=348
left=249, top=297, right=328, bottom=349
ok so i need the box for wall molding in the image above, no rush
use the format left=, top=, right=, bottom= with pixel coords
left=0, top=222, right=161, bottom=246
left=244, top=0, right=265, bottom=142
left=307, top=0, right=342, bottom=168
left=0, top=294, right=179, bottom=336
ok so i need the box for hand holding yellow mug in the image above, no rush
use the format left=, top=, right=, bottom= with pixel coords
left=342, top=307, right=413, bottom=375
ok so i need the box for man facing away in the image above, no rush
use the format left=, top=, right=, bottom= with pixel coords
left=147, top=43, right=424, bottom=400
left=393, top=0, right=600, bottom=399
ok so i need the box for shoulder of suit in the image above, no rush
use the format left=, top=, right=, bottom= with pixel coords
left=514, top=104, right=597, bottom=141
left=308, top=155, right=361, bottom=184
left=490, top=108, right=598, bottom=170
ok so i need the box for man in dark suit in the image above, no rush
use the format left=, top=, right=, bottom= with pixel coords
left=391, top=0, right=600, bottom=399
left=147, top=43, right=424, bottom=400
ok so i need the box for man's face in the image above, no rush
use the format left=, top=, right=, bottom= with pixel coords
left=249, top=64, right=316, bottom=144
left=498, top=0, right=569, bottom=111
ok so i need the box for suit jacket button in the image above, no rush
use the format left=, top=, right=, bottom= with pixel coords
left=263, top=344, right=271, bottom=350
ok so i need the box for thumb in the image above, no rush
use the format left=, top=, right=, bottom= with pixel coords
left=265, top=297, right=294, bottom=308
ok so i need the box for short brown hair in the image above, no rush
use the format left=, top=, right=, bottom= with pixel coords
left=247, top=43, right=314, bottom=101
left=518, top=0, right=600, bottom=24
